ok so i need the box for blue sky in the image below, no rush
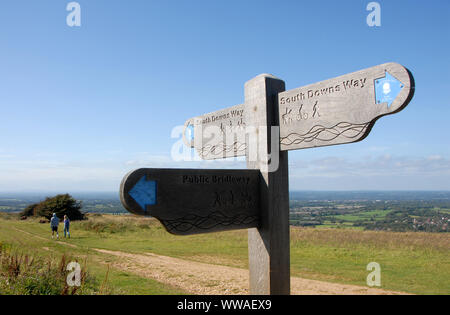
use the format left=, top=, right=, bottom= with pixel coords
left=0, top=0, right=449, bottom=192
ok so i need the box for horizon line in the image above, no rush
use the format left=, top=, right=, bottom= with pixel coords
left=1, top=190, right=450, bottom=194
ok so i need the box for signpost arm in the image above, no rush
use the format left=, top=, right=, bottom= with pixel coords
left=245, top=74, right=290, bottom=295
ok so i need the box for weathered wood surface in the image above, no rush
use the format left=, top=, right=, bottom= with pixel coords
left=278, top=62, right=415, bottom=151
left=120, top=168, right=260, bottom=235
left=245, top=74, right=290, bottom=295
left=183, top=104, right=247, bottom=160
left=120, top=62, right=415, bottom=296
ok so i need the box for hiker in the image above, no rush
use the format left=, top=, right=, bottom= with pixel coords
left=50, top=213, right=59, bottom=240
left=63, top=215, right=70, bottom=239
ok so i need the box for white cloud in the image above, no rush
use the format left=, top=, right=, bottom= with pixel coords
left=288, top=154, right=450, bottom=190
left=427, top=155, right=443, bottom=161
left=0, top=152, right=448, bottom=192
left=0, top=152, right=247, bottom=192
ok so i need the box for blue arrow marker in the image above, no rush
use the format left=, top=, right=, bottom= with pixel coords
left=129, top=176, right=157, bottom=211
left=375, top=71, right=404, bottom=108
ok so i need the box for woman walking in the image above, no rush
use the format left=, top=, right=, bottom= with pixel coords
left=63, top=215, right=71, bottom=239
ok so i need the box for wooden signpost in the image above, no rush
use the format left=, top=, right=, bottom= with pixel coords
left=120, top=62, right=415, bottom=295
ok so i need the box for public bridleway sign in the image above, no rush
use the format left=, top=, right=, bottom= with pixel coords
left=120, top=62, right=415, bottom=295
left=120, top=168, right=260, bottom=235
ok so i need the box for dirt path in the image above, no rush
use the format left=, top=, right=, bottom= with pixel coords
left=13, top=227, right=77, bottom=248
left=94, top=248, right=408, bottom=295
left=12, top=227, right=409, bottom=294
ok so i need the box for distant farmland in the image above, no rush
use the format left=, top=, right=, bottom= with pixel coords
left=1, top=191, right=449, bottom=233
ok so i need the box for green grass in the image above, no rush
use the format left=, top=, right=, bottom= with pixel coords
left=328, top=209, right=392, bottom=222
left=0, top=214, right=186, bottom=295
left=289, top=228, right=449, bottom=294
left=0, top=213, right=448, bottom=295
left=308, top=209, right=394, bottom=230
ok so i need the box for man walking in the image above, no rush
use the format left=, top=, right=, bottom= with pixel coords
left=50, top=213, right=59, bottom=240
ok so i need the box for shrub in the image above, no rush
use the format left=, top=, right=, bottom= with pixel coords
left=20, top=203, right=39, bottom=217
left=21, top=194, right=85, bottom=221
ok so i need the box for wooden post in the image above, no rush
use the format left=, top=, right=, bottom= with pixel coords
left=245, top=74, right=290, bottom=295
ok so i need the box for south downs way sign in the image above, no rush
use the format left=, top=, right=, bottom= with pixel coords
left=278, top=63, right=414, bottom=151
left=183, top=63, right=414, bottom=159
left=120, top=62, right=415, bottom=295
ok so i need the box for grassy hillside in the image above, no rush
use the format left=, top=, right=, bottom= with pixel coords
left=0, top=213, right=448, bottom=295
left=0, top=213, right=185, bottom=295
